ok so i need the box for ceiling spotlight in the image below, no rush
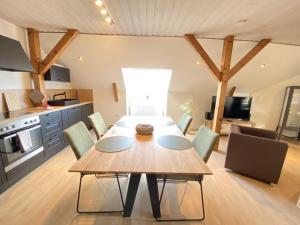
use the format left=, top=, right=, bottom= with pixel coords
left=100, top=8, right=107, bottom=15
left=77, top=56, right=83, bottom=61
left=196, top=61, right=200, bottom=65
left=105, top=16, right=112, bottom=24
left=261, top=64, right=266, bottom=68
left=95, top=0, right=103, bottom=7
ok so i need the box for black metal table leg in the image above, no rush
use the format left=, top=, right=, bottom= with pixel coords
left=123, top=173, right=142, bottom=217
left=146, top=174, right=161, bottom=218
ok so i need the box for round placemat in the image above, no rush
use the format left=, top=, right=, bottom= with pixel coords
left=95, top=136, right=134, bottom=153
left=116, top=121, right=133, bottom=128
left=157, top=135, right=192, bottom=150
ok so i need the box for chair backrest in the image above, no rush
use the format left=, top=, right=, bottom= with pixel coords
left=192, top=125, right=219, bottom=163
left=178, top=113, right=193, bottom=135
left=64, top=121, right=94, bottom=160
left=88, top=112, right=107, bottom=140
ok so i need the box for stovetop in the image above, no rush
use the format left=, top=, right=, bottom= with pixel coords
left=0, top=111, right=34, bottom=121
left=0, top=111, right=40, bottom=136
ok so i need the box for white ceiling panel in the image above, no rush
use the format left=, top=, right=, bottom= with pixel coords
left=0, top=0, right=300, bottom=45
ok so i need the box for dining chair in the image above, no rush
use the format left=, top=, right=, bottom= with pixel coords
left=64, top=121, right=125, bottom=213
left=157, top=125, right=219, bottom=222
left=88, top=112, right=108, bottom=140
left=178, top=113, right=193, bottom=135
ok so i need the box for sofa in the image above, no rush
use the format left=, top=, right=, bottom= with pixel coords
left=225, top=125, right=288, bottom=184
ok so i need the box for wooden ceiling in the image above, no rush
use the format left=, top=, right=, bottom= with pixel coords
left=0, top=0, right=300, bottom=45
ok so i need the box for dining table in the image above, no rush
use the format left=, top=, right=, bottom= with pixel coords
left=69, top=116, right=213, bottom=218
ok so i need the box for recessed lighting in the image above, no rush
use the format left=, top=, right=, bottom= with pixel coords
left=100, top=8, right=107, bottom=15
left=77, top=56, right=83, bottom=61
left=95, top=0, right=103, bottom=7
left=261, top=64, right=266, bottom=68
left=105, top=16, right=112, bottom=24
left=196, top=61, right=200, bottom=65
left=235, top=19, right=248, bottom=26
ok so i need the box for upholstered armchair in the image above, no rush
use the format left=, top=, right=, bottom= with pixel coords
left=225, top=125, right=288, bottom=184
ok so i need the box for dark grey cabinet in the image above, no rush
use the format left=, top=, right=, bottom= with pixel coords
left=61, top=109, right=69, bottom=147
left=81, top=103, right=93, bottom=129
left=40, top=111, right=64, bottom=159
left=0, top=154, right=7, bottom=187
left=0, top=103, right=94, bottom=193
left=42, top=133, right=64, bottom=158
left=68, top=107, right=82, bottom=126
left=44, top=65, right=70, bottom=82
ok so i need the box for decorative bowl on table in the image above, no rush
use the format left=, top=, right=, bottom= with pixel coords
left=136, top=124, right=154, bottom=135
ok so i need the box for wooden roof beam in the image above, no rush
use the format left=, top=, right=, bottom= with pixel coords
left=226, top=39, right=271, bottom=80
left=184, top=34, right=222, bottom=81
left=39, top=29, right=79, bottom=75
left=212, top=35, right=234, bottom=133
left=221, top=35, right=234, bottom=80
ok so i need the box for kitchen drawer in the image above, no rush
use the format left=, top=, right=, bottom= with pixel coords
left=40, top=111, right=62, bottom=124
left=41, top=119, right=63, bottom=139
left=43, top=132, right=64, bottom=158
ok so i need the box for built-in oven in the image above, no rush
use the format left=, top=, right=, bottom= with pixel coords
left=0, top=116, right=43, bottom=173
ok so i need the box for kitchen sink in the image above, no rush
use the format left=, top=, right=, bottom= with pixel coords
left=47, top=99, right=80, bottom=106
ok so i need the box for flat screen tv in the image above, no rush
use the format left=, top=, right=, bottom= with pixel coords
left=211, top=96, right=252, bottom=120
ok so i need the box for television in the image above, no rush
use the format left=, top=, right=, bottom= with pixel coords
left=210, top=96, right=252, bottom=120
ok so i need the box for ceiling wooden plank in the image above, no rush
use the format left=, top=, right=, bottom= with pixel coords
left=226, top=39, right=271, bottom=80
left=39, top=29, right=79, bottom=75
left=184, top=34, right=222, bottom=81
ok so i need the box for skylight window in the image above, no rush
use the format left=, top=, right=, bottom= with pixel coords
left=122, top=68, right=172, bottom=116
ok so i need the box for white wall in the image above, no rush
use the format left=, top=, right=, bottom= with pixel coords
left=38, top=34, right=300, bottom=128
left=93, top=87, right=212, bottom=128
left=0, top=17, right=32, bottom=89
left=0, top=17, right=72, bottom=90
left=251, top=74, right=300, bottom=130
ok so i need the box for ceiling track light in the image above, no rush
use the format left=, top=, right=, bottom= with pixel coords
left=95, top=0, right=114, bottom=25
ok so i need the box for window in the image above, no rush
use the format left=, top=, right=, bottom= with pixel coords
left=122, top=68, right=172, bottom=116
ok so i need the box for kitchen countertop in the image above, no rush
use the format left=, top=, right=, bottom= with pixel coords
left=0, top=101, right=93, bottom=126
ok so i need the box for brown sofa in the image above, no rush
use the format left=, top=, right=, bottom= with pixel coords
left=225, top=125, right=288, bottom=184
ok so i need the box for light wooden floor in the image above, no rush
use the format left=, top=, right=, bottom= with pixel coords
left=0, top=135, right=300, bottom=225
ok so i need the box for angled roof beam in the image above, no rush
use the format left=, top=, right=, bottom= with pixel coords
left=184, top=34, right=222, bottom=81
left=39, top=29, right=79, bottom=75
left=226, top=39, right=271, bottom=80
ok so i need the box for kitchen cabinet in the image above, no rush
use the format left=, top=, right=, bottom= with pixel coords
left=40, top=111, right=64, bottom=159
left=0, top=103, right=93, bottom=193
left=44, top=65, right=70, bottom=82
left=42, top=133, right=64, bottom=158
left=0, top=154, right=7, bottom=187
left=81, top=103, right=93, bottom=129
left=61, top=109, right=69, bottom=147
left=68, top=107, right=82, bottom=126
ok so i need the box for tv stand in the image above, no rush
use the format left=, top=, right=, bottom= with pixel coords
left=204, top=118, right=255, bottom=135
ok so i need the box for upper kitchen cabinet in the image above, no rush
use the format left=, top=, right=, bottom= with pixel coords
left=44, top=65, right=70, bottom=82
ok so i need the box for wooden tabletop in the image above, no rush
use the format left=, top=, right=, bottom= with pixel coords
left=69, top=116, right=212, bottom=176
